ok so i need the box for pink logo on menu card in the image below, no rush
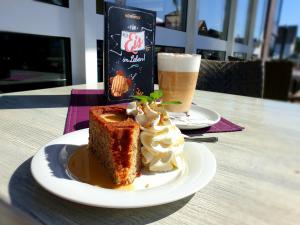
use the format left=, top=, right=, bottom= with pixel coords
left=121, top=31, right=145, bottom=54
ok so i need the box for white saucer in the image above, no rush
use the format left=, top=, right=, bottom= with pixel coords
left=169, top=105, right=221, bottom=130
left=31, top=128, right=216, bottom=208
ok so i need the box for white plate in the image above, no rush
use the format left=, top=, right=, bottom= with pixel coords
left=169, top=105, right=221, bottom=130
left=31, top=128, right=216, bottom=208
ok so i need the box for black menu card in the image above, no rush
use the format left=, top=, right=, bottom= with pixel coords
left=104, top=3, right=156, bottom=103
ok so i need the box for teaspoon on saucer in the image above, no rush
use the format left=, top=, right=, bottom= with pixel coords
left=182, top=134, right=218, bottom=143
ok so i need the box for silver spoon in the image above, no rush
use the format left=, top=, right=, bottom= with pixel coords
left=182, top=134, right=218, bottom=143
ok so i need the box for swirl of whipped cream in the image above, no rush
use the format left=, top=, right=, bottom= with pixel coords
left=127, top=101, right=184, bottom=172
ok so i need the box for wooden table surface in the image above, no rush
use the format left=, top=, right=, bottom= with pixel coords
left=1, top=84, right=300, bottom=225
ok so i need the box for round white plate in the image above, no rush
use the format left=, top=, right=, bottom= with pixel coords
left=31, top=128, right=216, bottom=208
left=169, top=105, right=221, bottom=130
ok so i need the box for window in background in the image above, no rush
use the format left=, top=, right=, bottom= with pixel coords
left=233, top=52, right=247, bottom=60
left=96, top=0, right=104, bottom=14
left=97, top=40, right=104, bottom=82
left=197, top=0, right=231, bottom=40
left=96, top=0, right=188, bottom=32
left=252, top=0, right=268, bottom=57
left=155, top=46, right=185, bottom=54
left=234, top=0, right=251, bottom=44
left=197, top=49, right=226, bottom=60
left=154, top=45, right=185, bottom=83
left=35, top=0, right=69, bottom=7
left=0, top=32, right=71, bottom=93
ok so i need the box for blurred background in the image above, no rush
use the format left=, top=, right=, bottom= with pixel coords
left=0, top=0, right=300, bottom=103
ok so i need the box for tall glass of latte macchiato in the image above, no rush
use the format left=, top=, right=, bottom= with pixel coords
left=157, top=53, right=201, bottom=112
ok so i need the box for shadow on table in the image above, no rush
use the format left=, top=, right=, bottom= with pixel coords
left=0, top=95, right=70, bottom=109
left=9, top=158, right=192, bottom=225
left=0, top=93, right=110, bottom=109
left=74, top=120, right=89, bottom=131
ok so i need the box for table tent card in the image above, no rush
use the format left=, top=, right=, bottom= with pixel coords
left=104, top=3, right=156, bottom=103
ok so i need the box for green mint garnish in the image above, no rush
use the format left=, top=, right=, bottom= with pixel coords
left=150, top=90, right=163, bottom=101
left=160, top=101, right=182, bottom=105
left=132, top=90, right=181, bottom=105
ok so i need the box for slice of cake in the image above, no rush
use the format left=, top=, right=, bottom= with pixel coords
left=88, top=106, right=141, bottom=185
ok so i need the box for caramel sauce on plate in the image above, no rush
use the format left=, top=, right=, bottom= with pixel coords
left=67, top=145, right=133, bottom=190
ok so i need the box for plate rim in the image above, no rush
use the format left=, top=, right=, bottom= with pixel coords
left=172, top=104, right=221, bottom=130
left=31, top=128, right=216, bottom=208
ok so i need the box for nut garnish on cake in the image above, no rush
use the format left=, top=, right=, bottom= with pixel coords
left=127, top=90, right=185, bottom=172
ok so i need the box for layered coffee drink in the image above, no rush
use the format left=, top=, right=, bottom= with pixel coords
left=157, top=53, right=201, bottom=112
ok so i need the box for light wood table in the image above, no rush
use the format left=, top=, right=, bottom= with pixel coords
left=1, top=84, right=300, bottom=225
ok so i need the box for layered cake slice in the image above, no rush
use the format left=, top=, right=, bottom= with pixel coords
left=88, top=106, right=141, bottom=185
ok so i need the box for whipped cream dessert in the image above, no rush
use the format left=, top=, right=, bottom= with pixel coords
left=127, top=101, right=184, bottom=172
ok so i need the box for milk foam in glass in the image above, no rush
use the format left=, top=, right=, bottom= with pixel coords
left=157, top=53, right=201, bottom=112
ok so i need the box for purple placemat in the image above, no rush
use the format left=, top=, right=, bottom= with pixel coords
left=181, top=117, right=244, bottom=136
left=64, top=89, right=244, bottom=134
left=64, top=89, right=106, bottom=134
